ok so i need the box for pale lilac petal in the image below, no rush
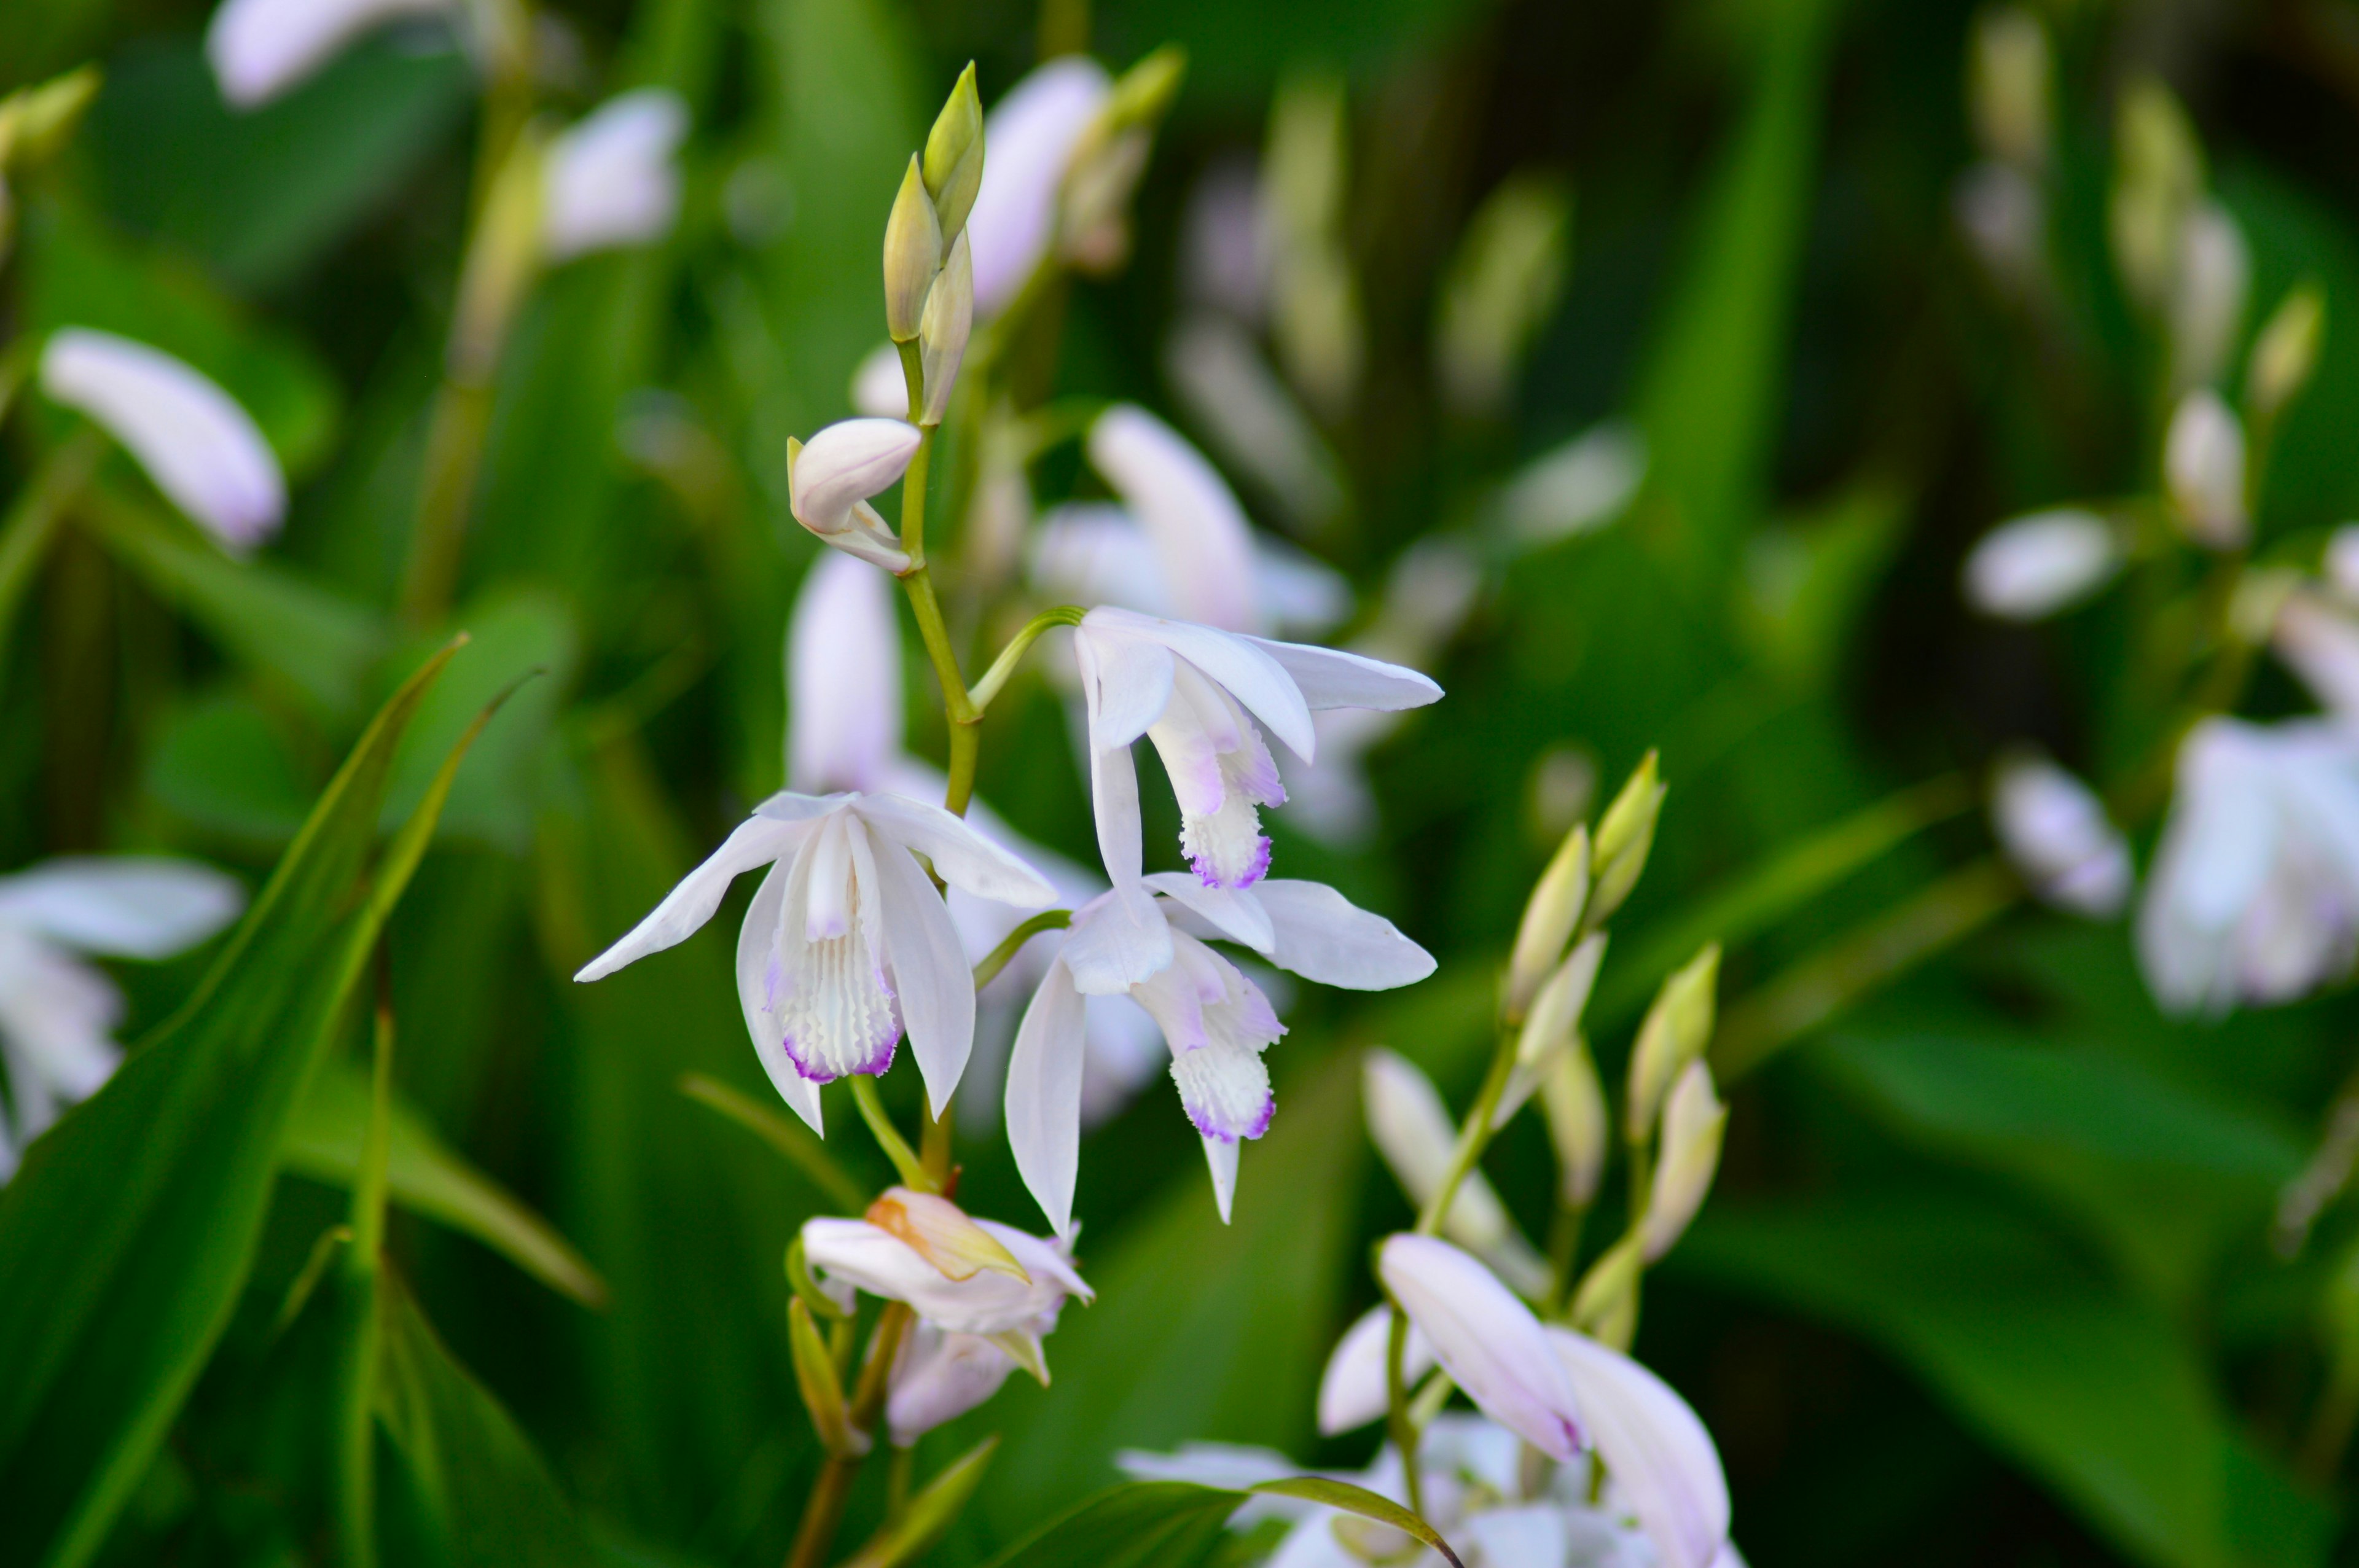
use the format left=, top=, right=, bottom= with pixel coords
left=866, top=825, right=978, bottom=1110
left=850, top=794, right=1058, bottom=909
left=576, top=809, right=807, bottom=981
left=1462, top=1507, right=1569, bottom=1568
left=541, top=89, right=688, bottom=261
left=1378, top=1234, right=1583, bottom=1461
left=1006, top=956, right=1088, bottom=1235
left=1316, top=1304, right=1438, bottom=1435
left=850, top=341, right=910, bottom=419
left=968, top=58, right=1113, bottom=313
left=1962, top=510, right=2119, bottom=620
left=1242, top=635, right=1443, bottom=717
left=1077, top=620, right=1178, bottom=749
left=886, top=1325, right=1017, bottom=1446
left=1143, top=873, right=1276, bottom=953
left=1090, top=608, right=1317, bottom=760
left=1254, top=880, right=1436, bottom=989
left=791, top=418, right=920, bottom=535
left=0, top=857, right=242, bottom=959
left=735, top=860, right=824, bottom=1132
left=1089, top=404, right=1261, bottom=633
left=1059, top=877, right=1172, bottom=995
left=789, top=552, right=902, bottom=794
left=206, top=0, right=454, bottom=107
left=1029, top=502, right=1173, bottom=615
left=1550, top=1326, right=1732, bottom=1568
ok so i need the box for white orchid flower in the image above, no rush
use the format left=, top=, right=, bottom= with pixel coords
left=574, top=789, right=1055, bottom=1128
left=205, top=0, right=457, bottom=109
left=40, top=328, right=287, bottom=552
left=1990, top=753, right=2133, bottom=917
left=1363, top=1049, right=1550, bottom=1296
left=1549, top=1327, right=1734, bottom=1568
left=0, top=857, right=243, bottom=1178
left=788, top=418, right=920, bottom=573
left=541, top=89, right=689, bottom=263
left=1072, top=607, right=1439, bottom=930
left=2139, top=717, right=2359, bottom=1014
left=968, top=58, right=1113, bottom=315
left=1378, top=1233, right=1584, bottom=1461
left=1082, top=404, right=1266, bottom=633
left=1009, top=876, right=1433, bottom=1231
left=1316, top=1302, right=1438, bottom=1435
left=1962, top=509, right=2121, bottom=621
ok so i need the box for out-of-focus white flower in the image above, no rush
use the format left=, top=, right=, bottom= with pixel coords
left=1497, top=422, right=1648, bottom=548
left=968, top=58, right=1111, bottom=315
left=1962, top=509, right=2119, bottom=620
left=1086, top=404, right=1263, bottom=633
left=849, top=341, right=909, bottom=419
left=1162, top=314, right=1344, bottom=528
left=2167, top=201, right=2247, bottom=394
left=1030, top=504, right=1349, bottom=641
left=1991, top=753, right=2134, bottom=916
left=2164, top=389, right=2248, bottom=550
left=2272, top=590, right=2359, bottom=719
left=1364, top=1049, right=1550, bottom=1295
left=1640, top=1061, right=1726, bottom=1263
left=0, top=857, right=243, bottom=1178
left=1180, top=159, right=1269, bottom=322
left=574, top=789, right=1054, bottom=1126
left=1956, top=162, right=2048, bottom=298
left=40, top=328, right=286, bottom=551
left=2139, top=717, right=2359, bottom=1014
left=2324, top=526, right=2359, bottom=604
left=539, top=89, right=687, bottom=263
left=1379, top=1234, right=1584, bottom=1461
left=206, top=0, right=458, bottom=109
left=788, top=417, right=918, bottom=572
left=1316, top=1302, right=1438, bottom=1435
left=1009, top=877, right=1432, bottom=1230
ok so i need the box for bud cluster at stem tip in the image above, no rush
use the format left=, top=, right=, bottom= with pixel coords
left=884, top=64, right=983, bottom=424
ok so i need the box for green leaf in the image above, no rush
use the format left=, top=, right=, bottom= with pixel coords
left=0, top=639, right=471, bottom=1568
left=840, top=1435, right=999, bottom=1568
left=374, top=1270, right=604, bottom=1568
left=282, top=1053, right=609, bottom=1308
left=976, top=1482, right=1245, bottom=1568
left=1249, top=1477, right=1464, bottom=1567
left=143, top=688, right=318, bottom=846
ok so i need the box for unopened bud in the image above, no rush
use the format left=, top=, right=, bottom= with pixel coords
left=866, top=1186, right=1029, bottom=1282
left=1541, top=1038, right=1609, bottom=1206
left=1061, top=127, right=1151, bottom=274
left=2164, top=388, right=2248, bottom=550
left=1625, top=943, right=1719, bottom=1141
left=1106, top=45, right=1186, bottom=128
left=1363, top=1050, right=1551, bottom=1297
left=1506, top=822, right=1588, bottom=1019
left=1589, top=751, right=1664, bottom=924
left=788, top=419, right=917, bottom=572
left=0, top=65, right=101, bottom=171
left=1568, top=1232, right=1643, bottom=1351
left=1968, top=7, right=2051, bottom=169
left=2167, top=201, right=2247, bottom=394
left=923, top=63, right=985, bottom=243
left=918, top=229, right=973, bottom=426
left=2110, top=79, right=2203, bottom=314
left=2249, top=283, right=2325, bottom=424
left=883, top=155, right=942, bottom=342
left=789, top=1297, right=866, bottom=1456
left=1962, top=509, right=2121, bottom=620
left=1641, top=1061, right=1727, bottom=1262
left=1436, top=174, right=1571, bottom=418
left=1517, top=933, right=1606, bottom=1071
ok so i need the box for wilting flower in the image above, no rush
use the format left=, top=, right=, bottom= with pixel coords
left=1962, top=509, right=2120, bottom=621
left=967, top=58, right=1112, bottom=314
left=1990, top=753, right=2134, bottom=917
left=0, top=857, right=243, bottom=1177
left=788, top=418, right=919, bottom=572
left=40, top=328, right=286, bottom=551
left=1364, top=1049, right=1551, bottom=1296
left=1009, top=876, right=1433, bottom=1229
left=574, top=790, right=1055, bottom=1127
left=540, top=89, right=689, bottom=263
left=206, top=0, right=459, bottom=109
left=2139, top=717, right=2359, bottom=1014
left=1380, top=1233, right=1584, bottom=1460
left=1071, top=607, right=1440, bottom=913
left=2164, top=389, right=2248, bottom=550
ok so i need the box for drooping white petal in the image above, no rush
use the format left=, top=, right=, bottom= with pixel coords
left=1007, top=955, right=1088, bottom=1235
left=1549, top=1326, right=1732, bottom=1568
left=2274, top=592, right=2359, bottom=719
left=1378, top=1233, right=1584, bottom=1461
left=1990, top=754, right=2132, bottom=918
left=1089, top=404, right=1262, bottom=633
left=541, top=89, right=689, bottom=262
left=1071, top=631, right=1176, bottom=989
left=1316, top=1303, right=1438, bottom=1435
left=848, top=794, right=1058, bottom=909
left=1254, top=880, right=1436, bottom=989
left=866, top=822, right=979, bottom=1110
left=0, top=857, right=242, bottom=959
left=1143, top=873, right=1277, bottom=953
left=41, top=329, right=286, bottom=550
left=735, top=860, right=824, bottom=1131
left=1498, top=420, right=1648, bottom=546
left=886, top=1325, right=1019, bottom=1446
left=1242, top=634, right=1444, bottom=719
left=788, top=552, right=902, bottom=794
left=1076, top=619, right=1179, bottom=750
left=1115, top=1441, right=1301, bottom=1502
left=0, top=927, right=127, bottom=1154
left=791, top=418, right=921, bottom=536
left=1962, top=509, right=2121, bottom=621
left=968, top=58, right=1113, bottom=313
left=1202, top=1133, right=1240, bottom=1223
left=576, top=808, right=808, bottom=981
left=205, top=0, right=455, bottom=108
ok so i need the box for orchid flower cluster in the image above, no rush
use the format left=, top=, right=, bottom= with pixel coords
left=1125, top=758, right=1741, bottom=1568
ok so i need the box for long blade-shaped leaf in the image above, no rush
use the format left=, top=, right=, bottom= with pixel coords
left=976, top=1482, right=1245, bottom=1568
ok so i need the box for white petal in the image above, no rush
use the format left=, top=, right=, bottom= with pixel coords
left=1378, top=1234, right=1583, bottom=1461
left=1143, top=873, right=1277, bottom=953
left=0, top=857, right=242, bottom=959
left=41, top=329, right=286, bottom=549
left=1242, top=635, right=1444, bottom=719
left=1549, top=1326, right=1732, bottom=1568
left=1316, top=1304, right=1436, bottom=1435
left=1006, top=956, right=1088, bottom=1234
left=1089, top=404, right=1262, bottom=633
left=1962, top=510, right=2121, bottom=620
left=850, top=341, right=910, bottom=419
left=850, top=793, right=1058, bottom=908
left=2164, top=389, right=2248, bottom=549
left=1071, top=630, right=1177, bottom=989
left=866, top=825, right=977, bottom=1110
left=1060, top=877, right=1172, bottom=995
left=1090, top=609, right=1318, bottom=760
left=1202, top=1133, right=1240, bottom=1223
left=886, top=1324, right=1018, bottom=1446
left=1116, top=1441, right=1302, bottom=1507
left=1498, top=420, right=1648, bottom=545
left=1990, top=755, right=2132, bottom=918
left=1030, top=503, right=1174, bottom=617
left=1461, top=1507, right=1570, bottom=1568
left=1253, top=536, right=1354, bottom=638
left=541, top=88, right=688, bottom=262
left=1076, top=620, right=1178, bottom=750
left=788, top=552, right=903, bottom=794
left=576, top=810, right=806, bottom=981
left=791, top=418, right=920, bottom=536
left=968, top=58, right=1113, bottom=313
left=1254, top=880, right=1436, bottom=989
left=735, top=860, right=824, bottom=1133
left=205, top=0, right=453, bottom=107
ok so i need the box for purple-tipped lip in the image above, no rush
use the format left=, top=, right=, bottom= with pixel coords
left=1186, top=1090, right=1275, bottom=1143
left=781, top=1030, right=899, bottom=1084
left=1191, top=835, right=1272, bottom=891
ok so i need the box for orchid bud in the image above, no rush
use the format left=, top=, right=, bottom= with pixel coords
left=1990, top=754, right=2133, bottom=918
left=2164, top=388, right=2248, bottom=550
left=1569, top=1231, right=1644, bottom=1351
left=883, top=155, right=942, bottom=342
left=1435, top=174, right=1571, bottom=417
left=866, top=1187, right=1030, bottom=1282
left=1379, top=1234, right=1586, bottom=1460
left=1516, top=932, right=1606, bottom=1071
left=1590, top=751, right=1664, bottom=924
left=1626, top=944, right=1719, bottom=1141
left=1498, top=421, right=1648, bottom=546
left=1968, top=7, right=2051, bottom=170
left=789, top=1297, right=866, bottom=1456
left=923, top=63, right=985, bottom=243
left=1106, top=46, right=1187, bottom=129
left=1641, top=1061, right=1727, bottom=1262
left=2110, top=79, right=2203, bottom=314
left=2167, top=202, right=2247, bottom=394
left=918, top=230, right=974, bottom=427
left=0, top=66, right=100, bottom=171
left=1363, top=1050, right=1552, bottom=1297
left=1541, top=1036, right=1610, bottom=1206
left=1505, top=823, right=1588, bottom=1019
left=787, top=419, right=918, bottom=572
left=2249, top=284, right=2325, bottom=424
left=1962, top=509, right=2120, bottom=620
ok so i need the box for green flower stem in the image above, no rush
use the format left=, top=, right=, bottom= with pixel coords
left=1414, top=1028, right=1519, bottom=1239
left=786, top=1301, right=915, bottom=1568
left=968, top=606, right=1086, bottom=713
left=971, top=910, right=1072, bottom=991
left=1383, top=1298, right=1428, bottom=1521
left=850, top=1075, right=931, bottom=1193
left=1546, top=1198, right=1590, bottom=1319
left=0, top=427, right=101, bottom=671
left=335, top=988, right=397, bottom=1568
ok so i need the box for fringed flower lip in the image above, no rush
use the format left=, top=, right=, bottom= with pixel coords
left=574, top=790, right=1057, bottom=1130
